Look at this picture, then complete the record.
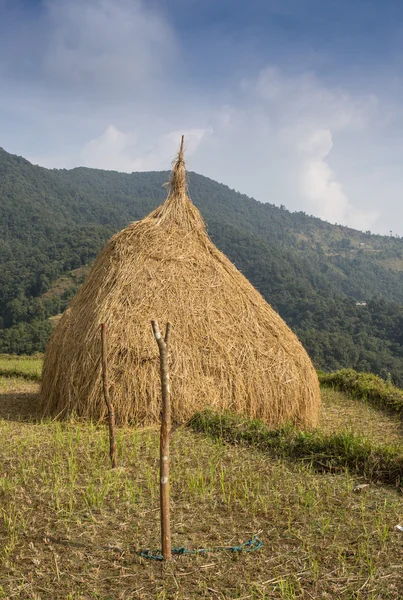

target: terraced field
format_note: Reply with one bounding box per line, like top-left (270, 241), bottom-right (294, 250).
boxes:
top-left (0, 358), bottom-right (402, 599)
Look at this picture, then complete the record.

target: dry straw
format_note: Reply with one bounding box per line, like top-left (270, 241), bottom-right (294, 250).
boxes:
top-left (40, 137), bottom-right (320, 428)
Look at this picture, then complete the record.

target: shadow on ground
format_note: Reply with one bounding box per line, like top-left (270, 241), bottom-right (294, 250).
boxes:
top-left (0, 391), bottom-right (40, 422)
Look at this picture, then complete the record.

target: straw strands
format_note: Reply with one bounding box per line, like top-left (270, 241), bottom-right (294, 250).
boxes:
top-left (40, 138), bottom-right (320, 428)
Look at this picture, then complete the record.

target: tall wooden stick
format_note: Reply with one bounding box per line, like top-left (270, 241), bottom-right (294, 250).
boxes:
top-left (152, 320), bottom-right (172, 561)
top-left (101, 323), bottom-right (117, 469)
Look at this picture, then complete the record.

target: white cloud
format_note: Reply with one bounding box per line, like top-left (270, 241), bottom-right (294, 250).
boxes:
top-left (80, 125), bottom-right (211, 172)
top-left (130, 128), bottom-right (212, 171)
top-left (81, 125), bottom-right (137, 171)
top-left (179, 67), bottom-right (381, 232)
top-left (299, 129), bottom-right (378, 230)
top-left (41, 0), bottom-right (177, 99)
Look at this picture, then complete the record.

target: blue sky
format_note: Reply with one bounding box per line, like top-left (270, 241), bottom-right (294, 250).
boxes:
top-left (1, 0), bottom-right (403, 234)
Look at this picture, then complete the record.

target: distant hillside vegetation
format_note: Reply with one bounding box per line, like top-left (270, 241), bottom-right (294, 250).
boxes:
top-left (1, 147), bottom-right (403, 383)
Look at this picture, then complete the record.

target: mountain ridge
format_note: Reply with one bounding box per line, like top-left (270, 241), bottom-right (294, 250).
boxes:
top-left (1, 146), bottom-right (402, 382)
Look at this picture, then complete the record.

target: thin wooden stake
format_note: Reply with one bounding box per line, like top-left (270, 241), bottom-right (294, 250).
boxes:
top-left (152, 320), bottom-right (172, 561)
top-left (101, 323), bottom-right (117, 469)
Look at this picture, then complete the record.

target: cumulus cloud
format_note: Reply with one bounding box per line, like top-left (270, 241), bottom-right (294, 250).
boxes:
top-left (299, 129), bottom-right (378, 229)
top-left (81, 125), bottom-right (137, 171)
top-left (129, 128), bottom-right (212, 171)
top-left (182, 66), bottom-right (380, 231)
top-left (80, 125), bottom-right (211, 172)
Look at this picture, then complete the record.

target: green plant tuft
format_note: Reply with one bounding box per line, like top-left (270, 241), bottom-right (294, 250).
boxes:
top-left (189, 409), bottom-right (403, 488)
top-left (318, 368), bottom-right (403, 414)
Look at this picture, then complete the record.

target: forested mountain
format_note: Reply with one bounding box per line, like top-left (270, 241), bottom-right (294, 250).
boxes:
top-left (1, 147), bottom-right (403, 383)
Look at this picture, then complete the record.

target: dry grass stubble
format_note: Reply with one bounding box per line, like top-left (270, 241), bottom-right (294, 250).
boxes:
top-left (1, 376), bottom-right (403, 599)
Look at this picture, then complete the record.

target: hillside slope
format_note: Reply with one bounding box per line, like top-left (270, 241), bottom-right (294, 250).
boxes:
top-left (0, 147), bottom-right (402, 382)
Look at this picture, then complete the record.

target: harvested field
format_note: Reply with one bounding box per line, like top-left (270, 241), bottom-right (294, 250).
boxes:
top-left (1, 367), bottom-right (403, 599)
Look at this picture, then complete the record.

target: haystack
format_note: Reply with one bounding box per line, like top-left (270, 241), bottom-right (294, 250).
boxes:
top-left (40, 138), bottom-right (320, 427)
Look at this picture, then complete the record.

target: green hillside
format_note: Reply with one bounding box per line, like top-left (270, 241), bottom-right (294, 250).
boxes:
top-left (1, 147), bottom-right (403, 382)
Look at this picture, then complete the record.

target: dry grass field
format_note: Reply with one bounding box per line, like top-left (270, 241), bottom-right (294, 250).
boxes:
top-left (1, 360), bottom-right (403, 599)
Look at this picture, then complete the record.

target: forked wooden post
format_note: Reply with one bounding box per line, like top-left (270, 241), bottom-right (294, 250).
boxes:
top-left (151, 320), bottom-right (172, 561)
top-left (100, 323), bottom-right (117, 469)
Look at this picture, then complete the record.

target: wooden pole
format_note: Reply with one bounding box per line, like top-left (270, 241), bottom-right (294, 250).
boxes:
top-left (151, 320), bottom-right (172, 561)
top-left (101, 323), bottom-right (117, 469)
